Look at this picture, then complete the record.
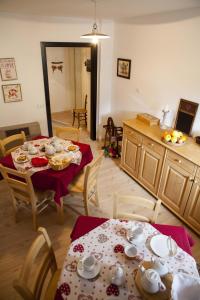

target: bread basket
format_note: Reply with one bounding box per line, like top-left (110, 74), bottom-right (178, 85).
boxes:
top-left (49, 157), bottom-right (71, 171)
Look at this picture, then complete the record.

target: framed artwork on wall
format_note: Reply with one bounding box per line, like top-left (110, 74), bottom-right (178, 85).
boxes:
top-left (0, 58), bottom-right (18, 81)
top-left (117, 58), bottom-right (131, 79)
top-left (2, 84), bottom-right (22, 103)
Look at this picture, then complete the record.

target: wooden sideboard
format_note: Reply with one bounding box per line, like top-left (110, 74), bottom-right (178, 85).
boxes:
top-left (121, 119), bottom-right (200, 235)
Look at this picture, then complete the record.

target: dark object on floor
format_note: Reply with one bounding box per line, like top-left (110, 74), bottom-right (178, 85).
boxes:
top-left (102, 117), bottom-right (123, 157)
top-left (196, 136), bottom-right (200, 144)
top-left (72, 94), bottom-right (87, 128)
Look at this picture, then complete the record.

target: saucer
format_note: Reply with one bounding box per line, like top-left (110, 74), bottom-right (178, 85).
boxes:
top-left (77, 260), bottom-right (101, 279)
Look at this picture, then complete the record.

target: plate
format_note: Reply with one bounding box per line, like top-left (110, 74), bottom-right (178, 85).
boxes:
top-left (15, 155), bottom-right (29, 164)
top-left (66, 145), bottom-right (79, 152)
top-left (77, 260), bottom-right (101, 279)
top-left (150, 234), bottom-right (177, 257)
top-left (162, 139), bottom-right (186, 147)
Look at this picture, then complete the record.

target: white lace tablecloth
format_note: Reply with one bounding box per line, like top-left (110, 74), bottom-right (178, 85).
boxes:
top-left (55, 219), bottom-right (199, 300)
top-left (11, 138), bottom-right (82, 175)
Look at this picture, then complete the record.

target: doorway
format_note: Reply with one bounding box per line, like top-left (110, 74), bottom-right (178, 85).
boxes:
top-left (41, 42), bottom-right (97, 140)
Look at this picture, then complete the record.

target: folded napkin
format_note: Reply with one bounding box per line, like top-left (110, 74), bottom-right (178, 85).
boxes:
top-left (171, 273), bottom-right (200, 300)
top-left (31, 157), bottom-right (48, 167)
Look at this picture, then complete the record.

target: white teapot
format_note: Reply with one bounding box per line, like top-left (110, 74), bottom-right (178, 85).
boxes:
top-left (110, 263), bottom-right (125, 286)
top-left (28, 144), bottom-right (38, 155)
top-left (45, 145), bottom-right (55, 156)
top-left (138, 264), bottom-right (166, 294)
top-left (151, 257), bottom-right (169, 277)
top-left (54, 143), bottom-right (63, 153)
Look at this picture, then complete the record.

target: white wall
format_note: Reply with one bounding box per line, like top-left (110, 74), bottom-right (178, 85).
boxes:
top-left (0, 14), bottom-right (114, 136)
top-left (47, 47), bottom-right (69, 113)
top-left (112, 16), bottom-right (200, 135)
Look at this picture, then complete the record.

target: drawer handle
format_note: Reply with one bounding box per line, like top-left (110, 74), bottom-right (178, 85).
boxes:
top-left (138, 144), bottom-right (142, 147)
top-left (189, 177), bottom-right (194, 181)
top-left (175, 159), bottom-right (181, 163)
top-left (149, 143), bottom-right (154, 147)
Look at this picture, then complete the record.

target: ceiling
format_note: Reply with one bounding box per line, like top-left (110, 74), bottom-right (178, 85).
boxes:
top-left (0, 0), bottom-right (200, 22)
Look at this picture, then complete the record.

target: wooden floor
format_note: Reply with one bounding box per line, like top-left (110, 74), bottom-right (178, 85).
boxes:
top-left (0, 131), bottom-right (200, 299)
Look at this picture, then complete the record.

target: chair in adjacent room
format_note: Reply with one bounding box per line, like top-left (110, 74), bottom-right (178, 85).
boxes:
top-left (72, 94), bottom-right (87, 128)
top-left (0, 131), bottom-right (26, 156)
top-left (13, 227), bottom-right (60, 300)
top-left (0, 164), bottom-right (53, 230)
top-left (54, 126), bottom-right (80, 142)
top-left (113, 195), bottom-right (161, 224)
top-left (65, 152), bottom-right (104, 216)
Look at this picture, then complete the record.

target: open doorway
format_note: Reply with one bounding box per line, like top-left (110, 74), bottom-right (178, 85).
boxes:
top-left (41, 42), bottom-right (97, 140)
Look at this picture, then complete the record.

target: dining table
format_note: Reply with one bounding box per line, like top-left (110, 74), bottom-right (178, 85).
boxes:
top-left (0, 136), bottom-right (93, 221)
top-left (55, 216), bottom-right (198, 300)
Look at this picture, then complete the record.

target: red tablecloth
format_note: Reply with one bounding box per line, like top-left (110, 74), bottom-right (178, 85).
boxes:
top-left (0, 137), bottom-right (93, 205)
top-left (70, 216), bottom-right (195, 255)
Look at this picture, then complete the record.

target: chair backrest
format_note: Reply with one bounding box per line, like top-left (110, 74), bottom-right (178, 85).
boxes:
top-left (83, 152), bottom-right (103, 210)
top-left (0, 131), bottom-right (26, 156)
top-left (13, 227), bottom-right (57, 300)
top-left (0, 164), bottom-right (36, 207)
top-left (113, 195), bottom-right (161, 223)
top-left (54, 126), bottom-right (80, 142)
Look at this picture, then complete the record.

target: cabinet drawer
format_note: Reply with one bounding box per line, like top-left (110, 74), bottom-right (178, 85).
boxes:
top-left (143, 136), bottom-right (165, 155)
top-left (195, 167), bottom-right (200, 179)
top-left (123, 125), bottom-right (142, 143)
top-left (166, 150), bottom-right (196, 175)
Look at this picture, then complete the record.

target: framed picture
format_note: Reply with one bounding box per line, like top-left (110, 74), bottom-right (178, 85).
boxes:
top-left (2, 84), bottom-right (22, 103)
top-left (117, 58), bottom-right (131, 79)
top-left (0, 58), bottom-right (17, 81)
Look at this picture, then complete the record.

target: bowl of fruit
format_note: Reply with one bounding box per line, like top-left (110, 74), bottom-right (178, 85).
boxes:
top-left (162, 130), bottom-right (187, 146)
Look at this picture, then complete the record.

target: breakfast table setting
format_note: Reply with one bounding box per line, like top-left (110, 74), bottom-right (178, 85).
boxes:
top-left (0, 136), bottom-right (93, 208)
top-left (55, 218), bottom-right (200, 300)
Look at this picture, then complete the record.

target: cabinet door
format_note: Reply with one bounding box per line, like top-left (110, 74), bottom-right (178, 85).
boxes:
top-left (121, 134), bottom-right (142, 178)
top-left (158, 159), bottom-right (193, 215)
top-left (138, 145), bottom-right (163, 194)
top-left (184, 178), bottom-right (200, 233)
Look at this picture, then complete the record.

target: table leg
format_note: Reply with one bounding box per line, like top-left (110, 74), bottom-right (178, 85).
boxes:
top-left (56, 197), bottom-right (64, 225)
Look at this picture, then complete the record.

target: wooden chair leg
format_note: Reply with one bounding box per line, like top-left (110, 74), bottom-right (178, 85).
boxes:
top-left (83, 195), bottom-right (89, 216)
top-left (72, 112), bottom-right (75, 126)
top-left (32, 207), bottom-right (38, 231)
top-left (85, 113), bottom-right (87, 126)
top-left (56, 198), bottom-right (64, 225)
top-left (78, 113), bottom-right (80, 128)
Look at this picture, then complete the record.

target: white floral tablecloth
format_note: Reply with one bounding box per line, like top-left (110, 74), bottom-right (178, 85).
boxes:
top-left (55, 219), bottom-right (199, 300)
top-left (11, 137), bottom-right (82, 175)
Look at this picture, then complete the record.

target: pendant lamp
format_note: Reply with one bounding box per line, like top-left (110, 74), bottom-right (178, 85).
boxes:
top-left (81, 0), bottom-right (110, 43)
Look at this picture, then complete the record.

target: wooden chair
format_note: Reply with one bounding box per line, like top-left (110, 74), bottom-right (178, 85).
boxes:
top-left (55, 126), bottom-right (80, 142)
top-left (72, 94), bottom-right (87, 128)
top-left (65, 152), bottom-right (104, 216)
top-left (0, 164), bottom-right (52, 230)
top-left (0, 131), bottom-right (26, 156)
top-left (13, 227), bottom-right (60, 300)
top-left (113, 195), bottom-right (161, 223)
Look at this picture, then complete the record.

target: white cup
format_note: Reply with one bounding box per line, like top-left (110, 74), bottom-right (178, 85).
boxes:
top-left (79, 255), bottom-right (96, 272)
top-left (22, 142), bottom-right (29, 151)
